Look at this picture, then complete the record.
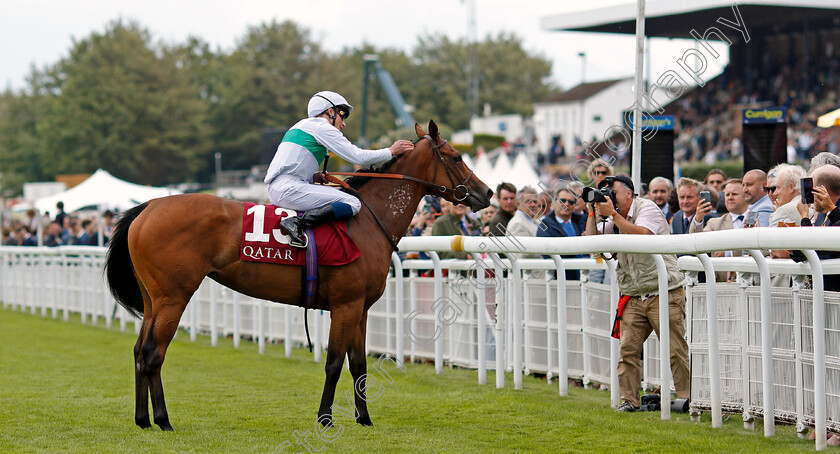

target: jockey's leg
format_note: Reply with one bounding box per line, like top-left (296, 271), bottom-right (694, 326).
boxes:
top-left (281, 201), bottom-right (354, 247)
top-left (268, 178), bottom-right (361, 247)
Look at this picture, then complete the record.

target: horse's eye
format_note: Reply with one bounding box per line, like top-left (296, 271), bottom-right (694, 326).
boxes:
top-left (453, 155), bottom-right (462, 163)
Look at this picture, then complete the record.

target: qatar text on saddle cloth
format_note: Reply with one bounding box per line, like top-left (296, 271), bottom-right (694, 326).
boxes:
top-left (240, 202), bottom-right (361, 266)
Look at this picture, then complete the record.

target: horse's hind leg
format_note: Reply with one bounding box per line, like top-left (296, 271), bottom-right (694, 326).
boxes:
top-left (133, 321), bottom-right (152, 429)
top-left (348, 311), bottom-right (373, 426)
top-left (144, 302), bottom-right (188, 431)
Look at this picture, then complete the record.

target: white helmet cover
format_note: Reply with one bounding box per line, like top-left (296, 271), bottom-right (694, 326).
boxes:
top-left (307, 91), bottom-right (354, 118)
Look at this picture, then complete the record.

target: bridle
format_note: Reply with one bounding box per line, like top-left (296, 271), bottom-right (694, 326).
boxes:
top-left (326, 135), bottom-right (475, 251)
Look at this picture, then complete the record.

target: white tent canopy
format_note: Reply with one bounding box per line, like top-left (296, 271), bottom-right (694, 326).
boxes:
top-left (508, 152), bottom-right (541, 191)
top-left (472, 152), bottom-right (494, 184)
top-left (34, 169), bottom-right (181, 214)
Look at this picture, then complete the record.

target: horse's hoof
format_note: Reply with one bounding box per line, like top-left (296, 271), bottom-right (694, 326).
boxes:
top-left (317, 414), bottom-right (333, 428)
top-left (135, 418), bottom-right (152, 429)
top-left (356, 415), bottom-right (374, 427)
top-left (155, 419), bottom-right (174, 431)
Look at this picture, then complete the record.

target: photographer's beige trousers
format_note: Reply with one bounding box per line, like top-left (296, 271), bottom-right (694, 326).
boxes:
top-left (617, 287), bottom-right (690, 407)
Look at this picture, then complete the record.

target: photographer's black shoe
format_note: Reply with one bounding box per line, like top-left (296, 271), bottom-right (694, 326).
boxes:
top-left (616, 401), bottom-right (638, 412)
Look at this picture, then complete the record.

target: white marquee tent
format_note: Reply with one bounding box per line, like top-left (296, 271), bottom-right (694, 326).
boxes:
top-left (34, 169), bottom-right (181, 214)
top-left (508, 152), bottom-right (541, 191)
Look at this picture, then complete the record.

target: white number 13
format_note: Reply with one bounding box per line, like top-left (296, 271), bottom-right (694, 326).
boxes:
top-left (245, 205), bottom-right (294, 244)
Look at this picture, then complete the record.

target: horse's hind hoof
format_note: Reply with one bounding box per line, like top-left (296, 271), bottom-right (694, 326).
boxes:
top-left (317, 414), bottom-right (334, 428)
top-left (356, 415), bottom-right (374, 427)
top-left (135, 416), bottom-right (152, 429)
top-left (155, 419), bottom-right (174, 431)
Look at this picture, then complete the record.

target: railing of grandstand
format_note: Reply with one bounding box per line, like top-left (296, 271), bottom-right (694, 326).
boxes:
top-left (1, 228), bottom-right (839, 450)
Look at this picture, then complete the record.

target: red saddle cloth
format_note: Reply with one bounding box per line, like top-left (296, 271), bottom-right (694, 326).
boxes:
top-left (240, 203), bottom-right (361, 266)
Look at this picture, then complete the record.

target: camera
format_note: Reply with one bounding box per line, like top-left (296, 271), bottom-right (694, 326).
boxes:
top-left (639, 393), bottom-right (661, 412)
top-left (582, 185), bottom-right (617, 206)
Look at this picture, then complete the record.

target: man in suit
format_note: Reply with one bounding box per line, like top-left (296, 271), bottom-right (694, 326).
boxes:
top-left (692, 178), bottom-right (750, 281)
top-left (538, 187), bottom-right (586, 280)
top-left (648, 177), bottom-right (674, 223)
top-left (672, 178), bottom-right (716, 234)
top-left (507, 186), bottom-right (545, 278)
top-left (768, 164), bottom-right (807, 228)
top-left (743, 169), bottom-right (773, 227)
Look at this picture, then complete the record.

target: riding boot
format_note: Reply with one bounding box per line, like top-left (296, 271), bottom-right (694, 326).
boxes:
top-left (280, 204), bottom-right (341, 248)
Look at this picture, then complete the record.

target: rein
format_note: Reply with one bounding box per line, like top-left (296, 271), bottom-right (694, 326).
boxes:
top-left (324, 135), bottom-right (475, 251)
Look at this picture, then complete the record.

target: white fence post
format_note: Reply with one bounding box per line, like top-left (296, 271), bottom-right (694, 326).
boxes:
top-left (803, 250), bottom-right (827, 451)
top-left (551, 256), bottom-right (568, 396)
top-left (652, 254), bottom-right (671, 421)
top-left (697, 254), bottom-right (722, 428)
top-left (607, 259), bottom-right (619, 409)
top-left (748, 250), bottom-right (774, 436)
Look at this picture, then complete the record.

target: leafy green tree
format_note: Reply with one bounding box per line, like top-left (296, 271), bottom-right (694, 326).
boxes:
top-left (34, 20), bottom-right (210, 186)
top-left (0, 90), bottom-right (45, 194)
top-left (207, 20), bottom-right (326, 174)
top-left (410, 32), bottom-right (557, 131)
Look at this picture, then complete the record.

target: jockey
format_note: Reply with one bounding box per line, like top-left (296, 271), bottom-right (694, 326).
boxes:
top-left (265, 91), bottom-right (414, 247)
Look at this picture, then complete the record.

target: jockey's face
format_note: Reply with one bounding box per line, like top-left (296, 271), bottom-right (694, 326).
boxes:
top-left (330, 108), bottom-right (346, 131)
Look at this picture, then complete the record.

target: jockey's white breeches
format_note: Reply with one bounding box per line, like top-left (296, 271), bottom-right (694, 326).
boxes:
top-left (267, 176), bottom-right (361, 214)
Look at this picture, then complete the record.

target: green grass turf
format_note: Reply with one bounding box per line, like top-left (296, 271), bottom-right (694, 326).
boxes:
top-left (0, 306), bottom-right (818, 453)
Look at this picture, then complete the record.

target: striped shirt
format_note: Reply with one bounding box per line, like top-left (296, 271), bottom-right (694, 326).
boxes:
top-left (264, 117), bottom-right (392, 184)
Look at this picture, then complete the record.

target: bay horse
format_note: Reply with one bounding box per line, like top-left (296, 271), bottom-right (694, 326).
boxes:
top-left (105, 121), bottom-right (492, 430)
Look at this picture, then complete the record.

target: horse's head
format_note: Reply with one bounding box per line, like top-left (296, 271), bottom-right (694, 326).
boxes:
top-left (414, 120), bottom-right (493, 212)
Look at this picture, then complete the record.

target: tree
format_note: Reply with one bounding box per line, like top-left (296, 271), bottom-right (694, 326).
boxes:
top-left (410, 32), bottom-right (557, 131)
top-left (0, 90), bottom-right (45, 193)
top-left (208, 20), bottom-right (326, 174)
top-left (34, 20), bottom-right (210, 185)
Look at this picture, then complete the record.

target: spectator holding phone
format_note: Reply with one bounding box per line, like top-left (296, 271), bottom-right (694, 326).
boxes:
top-left (704, 169), bottom-right (728, 214)
top-left (768, 164), bottom-right (807, 228)
top-left (672, 178), bottom-right (716, 234)
top-left (691, 179), bottom-right (750, 282)
top-left (790, 165), bottom-right (840, 291)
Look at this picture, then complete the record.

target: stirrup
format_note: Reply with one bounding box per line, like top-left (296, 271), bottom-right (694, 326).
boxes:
top-left (289, 231), bottom-right (308, 249)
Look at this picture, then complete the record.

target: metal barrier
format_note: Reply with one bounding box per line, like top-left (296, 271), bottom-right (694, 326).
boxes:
top-left (2, 227), bottom-right (839, 450)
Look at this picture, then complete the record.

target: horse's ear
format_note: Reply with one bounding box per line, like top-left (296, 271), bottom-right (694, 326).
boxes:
top-left (415, 123), bottom-right (427, 139)
top-left (428, 120), bottom-right (439, 140)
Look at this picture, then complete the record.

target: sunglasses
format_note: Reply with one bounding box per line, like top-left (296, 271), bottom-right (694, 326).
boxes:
top-left (594, 170), bottom-right (610, 176)
top-left (557, 198), bottom-right (576, 205)
top-left (337, 108), bottom-right (349, 120)
top-left (763, 186), bottom-right (777, 193)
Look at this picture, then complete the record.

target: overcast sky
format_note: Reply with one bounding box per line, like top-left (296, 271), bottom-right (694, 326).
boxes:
top-left (0, 0), bottom-right (728, 92)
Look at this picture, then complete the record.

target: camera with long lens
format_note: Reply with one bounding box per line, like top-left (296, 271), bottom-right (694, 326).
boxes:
top-left (582, 176), bottom-right (618, 207)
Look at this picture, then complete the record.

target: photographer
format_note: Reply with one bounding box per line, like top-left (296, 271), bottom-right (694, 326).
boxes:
top-left (583, 175), bottom-right (690, 412)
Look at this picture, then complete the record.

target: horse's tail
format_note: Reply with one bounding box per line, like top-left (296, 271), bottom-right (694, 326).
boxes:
top-left (104, 202), bottom-right (149, 319)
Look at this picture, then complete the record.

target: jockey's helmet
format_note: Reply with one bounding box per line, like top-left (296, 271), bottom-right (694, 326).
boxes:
top-left (308, 91), bottom-right (354, 120)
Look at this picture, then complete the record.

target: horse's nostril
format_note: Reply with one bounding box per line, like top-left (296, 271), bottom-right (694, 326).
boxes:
top-left (486, 189), bottom-right (494, 199)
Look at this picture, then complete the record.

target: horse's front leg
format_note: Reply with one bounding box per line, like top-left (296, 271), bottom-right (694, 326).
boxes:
top-left (318, 305), bottom-right (360, 427)
top-left (348, 311), bottom-right (373, 426)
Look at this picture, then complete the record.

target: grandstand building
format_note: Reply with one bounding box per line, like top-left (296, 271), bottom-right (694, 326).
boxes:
top-left (541, 0), bottom-right (840, 166)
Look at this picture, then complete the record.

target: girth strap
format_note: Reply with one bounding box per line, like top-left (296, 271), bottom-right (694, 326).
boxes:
top-left (302, 226), bottom-right (317, 353)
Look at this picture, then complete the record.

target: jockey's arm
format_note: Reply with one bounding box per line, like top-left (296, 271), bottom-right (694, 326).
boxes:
top-left (317, 126), bottom-right (394, 167)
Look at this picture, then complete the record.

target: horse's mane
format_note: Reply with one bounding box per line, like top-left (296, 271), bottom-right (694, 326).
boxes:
top-left (341, 144), bottom-right (413, 190)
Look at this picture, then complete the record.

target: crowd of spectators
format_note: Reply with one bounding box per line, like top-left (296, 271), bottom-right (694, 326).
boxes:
top-left (1, 201), bottom-right (114, 247)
